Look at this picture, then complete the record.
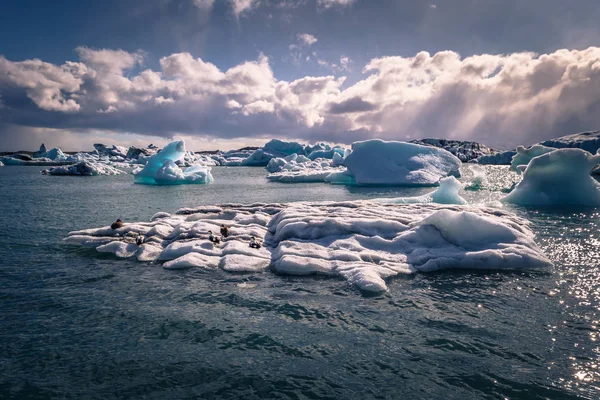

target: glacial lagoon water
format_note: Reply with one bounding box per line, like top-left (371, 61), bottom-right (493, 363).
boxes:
top-left (1, 165), bottom-right (599, 399)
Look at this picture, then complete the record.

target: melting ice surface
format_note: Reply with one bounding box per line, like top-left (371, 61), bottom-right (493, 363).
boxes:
top-left (65, 200), bottom-right (552, 294)
top-left (134, 140), bottom-right (214, 185)
top-left (327, 139), bottom-right (462, 186)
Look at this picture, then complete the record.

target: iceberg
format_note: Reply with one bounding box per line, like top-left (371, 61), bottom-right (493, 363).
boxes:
top-left (510, 145), bottom-right (556, 174)
top-left (65, 201), bottom-right (551, 294)
top-left (41, 161), bottom-right (126, 176)
top-left (266, 153), bottom-right (344, 183)
top-left (330, 139), bottom-right (462, 186)
top-left (134, 140), bottom-right (213, 185)
top-left (44, 147), bottom-right (67, 161)
top-left (503, 148), bottom-right (600, 206)
top-left (0, 161), bottom-right (3, 167)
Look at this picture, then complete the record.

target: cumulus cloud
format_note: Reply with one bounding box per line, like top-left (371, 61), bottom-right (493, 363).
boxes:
top-left (229, 0), bottom-right (260, 17)
top-left (297, 33), bottom-right (318, 46)
top-left (2, 46), bottom-right (600, 149)
top-left (317, 0), bottom-right (355, 9)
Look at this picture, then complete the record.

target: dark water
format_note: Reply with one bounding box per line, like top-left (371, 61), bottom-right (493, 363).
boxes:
top-left (0, 166), bottom-right (599, 399)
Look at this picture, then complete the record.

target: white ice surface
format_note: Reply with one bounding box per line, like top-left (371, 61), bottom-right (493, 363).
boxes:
top-left (266, 154), bottom-right (345, 182)
top-left (332, 139), bottom-right (462, 186)
top-left (41, 162), bottom-right (126, 176)
top-left (66, 201), bottom-right (551, 293)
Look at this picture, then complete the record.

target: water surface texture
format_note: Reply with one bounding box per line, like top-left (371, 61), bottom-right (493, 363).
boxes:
top-left (0, 166), bottom-right (598, 399)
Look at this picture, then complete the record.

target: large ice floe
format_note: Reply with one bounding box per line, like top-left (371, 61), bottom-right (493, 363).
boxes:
top-left (503, 148), bottom-right (600, 206)
top-left (134, 141), bottom-right (214, 185)
top-left (41, 162), bottom-right (126, 176)
top-left (65, 201), bottom-right (551, 293)
top-left (326, 139), bottom-right (462, 186)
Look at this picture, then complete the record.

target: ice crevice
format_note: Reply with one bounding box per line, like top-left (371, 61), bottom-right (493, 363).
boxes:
top-left (65, 201), bottom-right (552, 294)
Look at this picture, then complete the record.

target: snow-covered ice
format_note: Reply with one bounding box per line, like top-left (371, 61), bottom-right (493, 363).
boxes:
top-left (503, 148), bottom-right (600, 206)
top-left (41, 162), bottom-right (126, 176)
top-left (65, 201), bottom-right (551, 293)
top-left (134, 141), bottom-right (214, 185)
top-left (328, 139), bottom-right (462, 186)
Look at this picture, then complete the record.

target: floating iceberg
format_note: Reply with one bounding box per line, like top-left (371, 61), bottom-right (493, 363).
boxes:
top-left (0, 161), bottom-right (4, 167)
top-left (65, 201), bottom-right (551, 294)
top-left (503, 148), bottom-right (600, 206)
top-left (376, 176), bottom-right (467, 205)
top-left (266, 153), bottom-right (345, 183)
top-left (329, 139), bottom-right (462, 186)
top-left (134, 140), bottom-right (213, 185)
top-left (510, 145), bottom-right (556, 174)
top-left (41, 161), bottom-right (126, 176)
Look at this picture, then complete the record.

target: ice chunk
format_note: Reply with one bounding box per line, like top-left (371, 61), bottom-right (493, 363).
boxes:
top-left (134, 140), bottom-right (213, 185)
top-left (65, 201), bottom-right (551, 294)
top-left (510, 145), bottom-right (556, 174)
top-left (334, 139), bottom-right (462, 186)
top-left (503, 148), bottom-right (600, 206)
top-left (41, 162), bottom-right (126, 176)
top-left (44, 148), bottom-right (67, 161)
top-left (0, 161), bottom-right (3, 167)
top-left (266, 154), bottom-right (344, 183)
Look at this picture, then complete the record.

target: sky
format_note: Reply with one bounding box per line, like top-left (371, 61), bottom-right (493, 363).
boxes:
top-left (1, 0), bottom-right (600, 151)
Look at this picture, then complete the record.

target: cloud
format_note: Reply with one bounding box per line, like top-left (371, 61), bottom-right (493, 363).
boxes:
top-left (317, 0), bottom-right (355, 9)
top-left (192, 0), bottom-right (215, 10)
top-left (328, 97), bottom-right (375, 114)
top-left (2, 46), bottom-right (600, 149)
top-left (297, 33), bottom-right (318, 46)
top-left (229, 0), bottom-right (260, 17)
